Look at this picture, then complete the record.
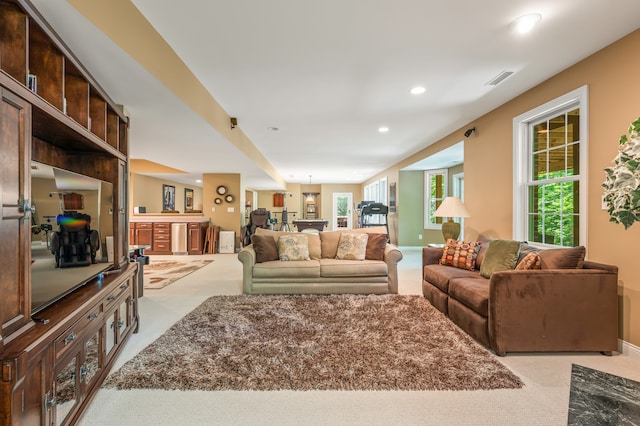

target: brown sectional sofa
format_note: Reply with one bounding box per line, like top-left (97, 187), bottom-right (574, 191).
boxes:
top-left (239, 227), bottom-right (403, 295)
top-left (422, 241), bottom-right (619, 356)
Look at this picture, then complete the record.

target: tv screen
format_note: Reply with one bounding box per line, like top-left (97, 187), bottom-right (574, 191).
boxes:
top-left (30, 162), bottom-right (114, 314)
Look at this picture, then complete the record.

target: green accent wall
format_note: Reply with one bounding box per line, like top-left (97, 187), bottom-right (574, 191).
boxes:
top-left (398, 170), bottom-right (424, 246)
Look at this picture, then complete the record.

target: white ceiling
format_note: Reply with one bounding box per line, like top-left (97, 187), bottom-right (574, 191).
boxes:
top-left (30, 0), bottom-right (640, 189)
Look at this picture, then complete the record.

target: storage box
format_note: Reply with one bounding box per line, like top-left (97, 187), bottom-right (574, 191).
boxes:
top-left (219, 231), bottom-right (235, 253)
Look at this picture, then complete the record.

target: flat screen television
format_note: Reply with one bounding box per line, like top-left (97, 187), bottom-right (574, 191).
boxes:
top-left (30, 161), bottom-right (114, 314)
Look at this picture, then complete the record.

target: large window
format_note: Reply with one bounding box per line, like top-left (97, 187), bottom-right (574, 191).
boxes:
top-left (513, 86), bottom-right (587, 247)
top-left (424, 169), bottom-right (447, 229)
top-left (364, 177), bottom-right (387, 204)
top-left (364, 177), bottom-right (387, 224)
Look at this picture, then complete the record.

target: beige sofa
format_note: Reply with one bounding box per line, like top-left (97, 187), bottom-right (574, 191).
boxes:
top-left (422, 240), bottom-right (619, 356)
top-left (238, 227), bottom-right (403, 295)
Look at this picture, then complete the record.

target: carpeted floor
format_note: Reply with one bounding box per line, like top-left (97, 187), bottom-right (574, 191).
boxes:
top-left (104, 294), bottom-right (523, 391)
top-left (144, 258), bottom-right (214, 289)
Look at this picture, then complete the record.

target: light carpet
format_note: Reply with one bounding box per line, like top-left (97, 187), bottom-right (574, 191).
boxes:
top-left (143, 258), bottom-right (214, 289)
top-left (103, 294), bottom-right (523, 391)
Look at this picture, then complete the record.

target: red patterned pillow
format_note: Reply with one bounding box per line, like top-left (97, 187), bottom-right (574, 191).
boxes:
top-left (439, 239), bottom-right (481, 271)
top-left (515, 251), bottom-right (541, 270)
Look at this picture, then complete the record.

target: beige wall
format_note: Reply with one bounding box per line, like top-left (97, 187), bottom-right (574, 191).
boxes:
top-left (203, 173), bottom-right (241, 247)
top-left (367, 28), bottom-right (640, 346)
top-left (130, 173), bottom-right (203, 214)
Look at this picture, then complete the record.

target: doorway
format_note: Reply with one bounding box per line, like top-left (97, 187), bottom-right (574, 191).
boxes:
top-left (332, 193), bottom-right (353, 230)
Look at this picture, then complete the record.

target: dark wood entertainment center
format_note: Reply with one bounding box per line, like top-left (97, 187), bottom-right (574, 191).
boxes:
top-left (0, 1), bottom-right (139, 424)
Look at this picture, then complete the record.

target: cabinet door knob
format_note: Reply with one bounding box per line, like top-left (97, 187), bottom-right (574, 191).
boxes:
top-left (64, 332), bottom-right (76, 345)
top-left (45, 392), bottom-right (57, 411)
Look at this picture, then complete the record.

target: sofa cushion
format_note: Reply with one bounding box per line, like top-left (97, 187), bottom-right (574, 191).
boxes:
top-left (515, 251), bottom-right (541, 270)
top-left (277, 234), bottom-right (310, 261)
top-left (256, 228), bottom-right (321, 260)
top-left (253, 260), bottom-right (320, 278)
top-left (251, 234), bottom-right (279, 263)
top-left (474, 234), bottom-right (492, 270)
top-left (365, 233), bottom-right (387, 261)
top-left (320, 259), bottom-right (388, 277)
top-left (319, 227), bottom-right (388, 259)
top-left (448, 277), bottom-right (490, 316)
top-left (440, 239), bottom-right (481, 271)
top-left (423, 264), bottom-right (482, 293)
top-left (517, 242), bottom-right (541, 264)
top-left (479, 239), bottom-right (521, 278)
top-left (336, 233), bottom-right (368, 260)
top-left (539, 246), bottom-right (586, 269)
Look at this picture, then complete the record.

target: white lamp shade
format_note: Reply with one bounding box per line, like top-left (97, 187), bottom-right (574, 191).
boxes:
top-left (434, 197), bottom-right (470, 218)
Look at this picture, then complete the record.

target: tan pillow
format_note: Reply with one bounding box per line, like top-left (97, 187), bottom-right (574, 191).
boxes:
top-left (539, 246), bottom-right (586, 269)
top-left (250, 234), bottom-right (279, 263)
top-left (320, 231), bottom-right (341, 258)
top-left (277, 234), bottom-right (310, 261)
top-left (365, 233), bottom-right (387, 261)
top-left (336, 233), bottom-right (369, 260)
top-left (256, 228), bottom-right (321, 260)
top-left (439, 239), bottom-right (481, 271)
top-left (515, 252), bottom-right (541, 270)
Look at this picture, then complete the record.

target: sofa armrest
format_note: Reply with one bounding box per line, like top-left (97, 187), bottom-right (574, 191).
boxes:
top-left (383, 244), bottom-right (403, 294)
top-left (237, 245), bottom-right (257, 294)
top-left (488, 269), bottom-right (619, 355)
top-left (422, 247), bottom-right (443, 267)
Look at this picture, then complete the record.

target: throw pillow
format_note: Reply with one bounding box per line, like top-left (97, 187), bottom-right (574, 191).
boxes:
top-left (255, 228), bottom-right (321, 259)
top-left (479, 239), bottom-right (521, 278)
top-left (251, 234), bottom-right (279, 263)
top-left (514, 251), bottom-right (541, 270)
top-left (539, 246), bottom-right (586, 269)
top-left (439, 239), bottom-right (481, 271)
top-left (277, 234), bottom-right (310, 261)
top-left (365, 233), bottom-right (387, 261)
top-left (335, 233), bottom-right (369, 260)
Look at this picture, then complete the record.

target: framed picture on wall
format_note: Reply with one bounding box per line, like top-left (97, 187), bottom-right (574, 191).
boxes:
top-left (185, 188), bottom-right (194, 210)
top-left (163, 184), bottom-right (175, 211)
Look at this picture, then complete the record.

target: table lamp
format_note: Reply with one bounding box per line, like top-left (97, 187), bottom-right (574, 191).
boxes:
top-left (434, 197), bottom-right (470, 241)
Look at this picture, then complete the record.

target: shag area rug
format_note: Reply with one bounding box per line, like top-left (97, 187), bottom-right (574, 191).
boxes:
top-left (143, 259), bottom-right (214, 289)
top-left (104, 295), bottom-right (523, 391)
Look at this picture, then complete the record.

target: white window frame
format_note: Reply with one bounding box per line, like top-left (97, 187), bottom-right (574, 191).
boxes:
top-left (512, 85), bottom-right (588, 247)
top-left (424, 169), bottom-right (448, 229)
top-left (363, 177), bottom-right (388, 224)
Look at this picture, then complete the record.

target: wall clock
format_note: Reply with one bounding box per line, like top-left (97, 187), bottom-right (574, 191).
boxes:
top-left (214, 198), bottom-right (222, 204)
top-left (225, 194), bottom-right (234, 203)
top-left (216, 185), bottom-right (227, 195)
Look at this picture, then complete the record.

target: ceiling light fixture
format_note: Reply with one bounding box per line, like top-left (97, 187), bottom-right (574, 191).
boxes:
top-left (378, 126), bottom-right (389, 133)
top-left (410, 86), bottom-right (426, 95)
top-left (513, 13), bottom-right (542, 34)
top-left (267, 126), bottom-right (279, 131)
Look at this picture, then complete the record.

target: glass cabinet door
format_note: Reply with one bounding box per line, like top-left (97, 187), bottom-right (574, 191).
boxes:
top-left (82, 328), bottom-right (102, 390)
top-left (54, 356), bottom-right (78, 426)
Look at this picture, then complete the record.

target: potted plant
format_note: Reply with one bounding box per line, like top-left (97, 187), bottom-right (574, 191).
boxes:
top-left (603, 116), bottom-right (640, 229)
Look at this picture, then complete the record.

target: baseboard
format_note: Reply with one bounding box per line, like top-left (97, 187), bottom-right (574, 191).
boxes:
top-left (618, 339), bottom-right (640, 360)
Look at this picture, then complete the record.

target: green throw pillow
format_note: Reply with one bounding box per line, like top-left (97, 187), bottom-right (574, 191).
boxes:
top-left (479, 239), bottom-right (521, 278)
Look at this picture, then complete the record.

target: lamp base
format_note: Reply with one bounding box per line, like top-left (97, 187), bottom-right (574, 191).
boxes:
top-left (441, 219), bottom-right (461, 241)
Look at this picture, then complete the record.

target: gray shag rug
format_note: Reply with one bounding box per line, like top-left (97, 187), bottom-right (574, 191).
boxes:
top-left (104, 295), bottom-right (524, 391)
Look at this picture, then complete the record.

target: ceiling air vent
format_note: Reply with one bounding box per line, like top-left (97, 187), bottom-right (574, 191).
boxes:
top-left (485, 70), bottom-right (514, 86)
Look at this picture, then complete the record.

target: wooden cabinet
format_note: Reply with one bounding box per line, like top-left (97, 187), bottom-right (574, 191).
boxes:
top-left (187, 222), bottom-right (207, 255)
top-left (131, 222), bottom-right (153, 247)
top-left (151, 222), bottom-right (171, 254)
top-left (0, 86), bottom-right (32, 345)
top-left (0, 1), bottom-right (137, 424)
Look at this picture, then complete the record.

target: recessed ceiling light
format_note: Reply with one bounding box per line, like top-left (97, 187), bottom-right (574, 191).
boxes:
top-left (378, 126), bottom-right (389, 133)
top-left (196, 179), bottom-right (202, 183)
top-left (267, 126), bottom-right (279, 131)
top-left (410, 86), bottom-right (426, 95)
top-left (513, 13), bottom-right (542, 34)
